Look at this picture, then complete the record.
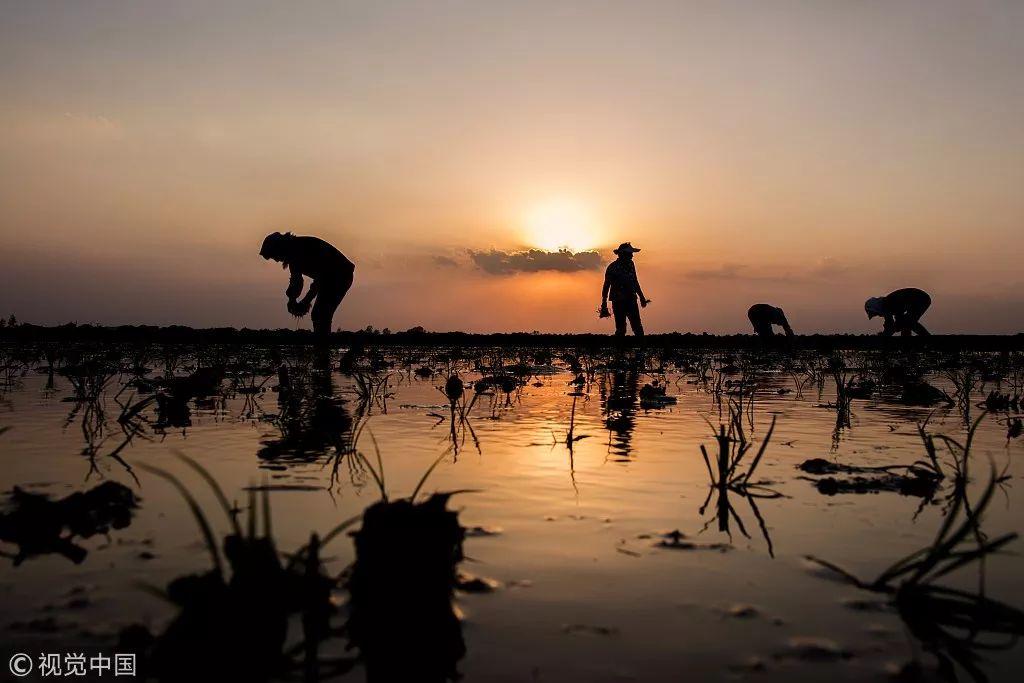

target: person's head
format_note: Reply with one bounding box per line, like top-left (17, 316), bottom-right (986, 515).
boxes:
top-left (864, 296), bottom-right (887, 319)
top-left (260, 232), bottom-right (293, 265)
top-left (613, 242), bottom-right (641, 261)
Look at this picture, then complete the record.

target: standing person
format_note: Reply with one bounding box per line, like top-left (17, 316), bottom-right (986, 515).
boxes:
top-left (600, 243), bottom-right (650, 339)
top-left (260, 232), bottom-right (355, 340)
top-left (864, 287), bottom-right (932, 336)
top-left (747, 304), bottom-right (794, 338)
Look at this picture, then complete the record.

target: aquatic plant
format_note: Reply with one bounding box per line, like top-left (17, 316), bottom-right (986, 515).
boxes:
top-left (128, 453), bottom-right (351, 681)
top-left (805, 422), bottom-right (1022, 682)
top-left (698, 403), bottom-right (782, 555)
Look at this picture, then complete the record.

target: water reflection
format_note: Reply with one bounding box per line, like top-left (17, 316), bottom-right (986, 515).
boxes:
top-left (258, 357), bottom-right (351, 464)
top-left (601, 363), bottom-right (640, 457)
top-left (0, 344), bottom-right (1021, 682)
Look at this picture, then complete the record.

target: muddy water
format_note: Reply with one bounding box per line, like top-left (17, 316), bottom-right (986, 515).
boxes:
top-left (1, 347), bottom-right (1021, 682)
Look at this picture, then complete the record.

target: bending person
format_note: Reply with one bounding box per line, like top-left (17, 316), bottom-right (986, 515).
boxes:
top-left (260, 232), bottom-right (355, 339)
top-left (747, 303), bottom-right (794, 338)
top-left (864, 287), bottom-right (931, 336)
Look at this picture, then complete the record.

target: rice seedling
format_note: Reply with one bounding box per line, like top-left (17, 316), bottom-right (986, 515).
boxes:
top-left (942, 359), bottom-right (981, 419)
top-left (805, 468), bottom-right (1022, 682)
top-left (129, 453), bottom-right (354, 681)
top-left (351, 371), bottom-right (394, 415)
top-left (426, 373), bottom-right (482, 457)
top-left (697, 402), bottom-right (782, 556)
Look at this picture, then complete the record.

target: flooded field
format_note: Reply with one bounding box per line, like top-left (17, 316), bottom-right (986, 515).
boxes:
top-left (1, 343), bottom-right (1022, 682)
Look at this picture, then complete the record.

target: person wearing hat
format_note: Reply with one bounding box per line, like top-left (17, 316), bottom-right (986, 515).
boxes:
top-left (747, 303), bottom-right (794, 338)
top-left (864, 287), bottom-right (931, 336)
top-left (260, 232), bottom-right (355, 339)
top-left (600, 242), bottom-right (651, 339)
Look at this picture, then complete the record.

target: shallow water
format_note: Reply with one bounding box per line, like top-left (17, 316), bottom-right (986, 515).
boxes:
top-left (1, 345), bottom-right (1022, 682)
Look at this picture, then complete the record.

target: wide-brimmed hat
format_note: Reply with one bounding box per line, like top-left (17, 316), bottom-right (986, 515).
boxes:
top-left (613, 242), bottom-right (641, 255)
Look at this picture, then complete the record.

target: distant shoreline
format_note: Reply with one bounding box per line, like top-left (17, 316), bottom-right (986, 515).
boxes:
top-left (1, 323), bottom-right (1022, 351)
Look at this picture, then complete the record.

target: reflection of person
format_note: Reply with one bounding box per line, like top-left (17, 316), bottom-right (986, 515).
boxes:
top-left (865, 288), bottom-right (932, 336)
top-left (602, 365), bottom-right (640, 456)
top-left (600, 243), bottom-right (650, 338)
top-left (260, 232), bottom-right (354, 339)
top-left (747, 304), bottom-right (794, 338)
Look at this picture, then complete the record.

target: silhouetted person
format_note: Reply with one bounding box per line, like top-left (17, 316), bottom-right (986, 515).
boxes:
top-left (600, 243), bottom-right (650, 339)
top-left (865, 287), bottom-right (932, 336)
top-left (260, 232), bottom-right (354, 339)
top-left (747, 303), bottom-right (794, 338)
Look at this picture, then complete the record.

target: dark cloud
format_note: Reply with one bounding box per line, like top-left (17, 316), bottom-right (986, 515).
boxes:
top-left (469, 248), bottom-right (602, 275)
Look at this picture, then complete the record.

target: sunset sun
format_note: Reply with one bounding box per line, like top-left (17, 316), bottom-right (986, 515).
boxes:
top-left (522, 199), bottom-right (602, 252)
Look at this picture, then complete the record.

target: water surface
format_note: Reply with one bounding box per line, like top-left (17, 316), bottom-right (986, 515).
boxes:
top-left (1, 345), bottom-right (1021, 681)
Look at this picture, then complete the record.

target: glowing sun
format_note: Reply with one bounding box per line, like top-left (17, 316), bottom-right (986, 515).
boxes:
top-left (522, 199), bottom-right (602, 252)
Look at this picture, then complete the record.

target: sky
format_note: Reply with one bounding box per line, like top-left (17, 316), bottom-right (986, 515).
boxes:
top-left (1, 0), bottom-right (1022, 334)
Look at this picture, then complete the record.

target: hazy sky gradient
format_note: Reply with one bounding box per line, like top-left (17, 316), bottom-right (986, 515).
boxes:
top-left (2, 0), bottom-right (1022, 332)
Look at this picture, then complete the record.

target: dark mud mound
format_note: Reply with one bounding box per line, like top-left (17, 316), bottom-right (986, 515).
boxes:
top-left (346, 493), bottom-right (467, 683)
top-left (798, 458), bottom-right (941, 497)
top-left (0, 482), bottom-right (138, 565)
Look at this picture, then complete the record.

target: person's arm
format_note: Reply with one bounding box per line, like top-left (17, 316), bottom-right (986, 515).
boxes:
top-left (300, 279), bottom-right (320, 306)
top-left (880, 314), bottom-right (896, 336)
top-left (777, 310), bottom-right (794, 337)
top-left (633, 264), bottom-right (649, 306)
top-left (601, 269), bottom-right (611, 307)
top-left (286, 266), bottom-right (304, 302)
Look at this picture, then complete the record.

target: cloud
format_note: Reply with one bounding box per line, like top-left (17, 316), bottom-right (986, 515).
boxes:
top-left (683, 258), bottom-right (855, 284)
top-left (684, 264), bottom-right (797, 283)
top-left (431, 255), bottom-right (460, 268)
top-left (468, 248), bottom-right (602, 275)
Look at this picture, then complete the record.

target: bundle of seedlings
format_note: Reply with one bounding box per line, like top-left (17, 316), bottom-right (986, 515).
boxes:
top-left (697, 402), bottom-right (782, 556)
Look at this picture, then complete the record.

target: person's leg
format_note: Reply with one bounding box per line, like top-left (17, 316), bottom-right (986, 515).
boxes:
top-left (907, 299), bottom-right (930, 336)
top-left (626, 302), bottom-right (644, 337)
top-left (311, 288), bottom-right (343, 340)
top-left (753, 321), bottom-right (774, 337)
top-left (311, 270), bottom-right (353, 341)
top-left (612, 301), bottom-right (628, 337)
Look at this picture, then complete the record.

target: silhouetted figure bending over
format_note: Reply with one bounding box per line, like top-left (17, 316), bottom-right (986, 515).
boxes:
top-left (260, 232), bottom-right (354, 339)
top-left (747, 304), bottom-right (794, 338)
top-left (865, 287), bottom-right (931, 336)
top-left (600, 243), bottom-right (650, 339)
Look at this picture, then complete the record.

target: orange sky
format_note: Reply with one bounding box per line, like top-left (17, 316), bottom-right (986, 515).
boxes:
top-left (1, 1), bottom-right (1022, 333)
